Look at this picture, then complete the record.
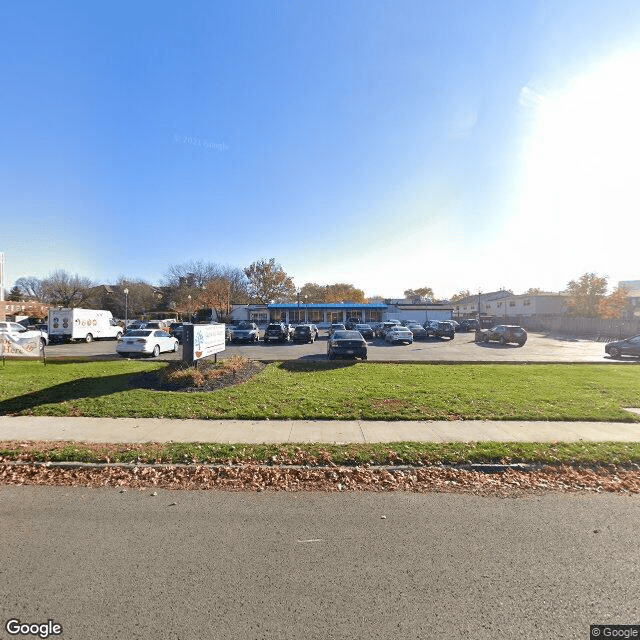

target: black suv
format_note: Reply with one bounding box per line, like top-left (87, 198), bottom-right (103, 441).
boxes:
top-left (169, 322), bottom-right (188, 343)
top-left (292, 324), bottom-right (318, 343)
top-left (264, 323), bottom-right (291, 343)
top-left (459, 319), bottom-right (479, 332)
top-left (424, 320), bottom-right (455, 340)
top-left (475, 325), bottom-right (527, 346)
top-left (355, 323), bottom-right (374, 339)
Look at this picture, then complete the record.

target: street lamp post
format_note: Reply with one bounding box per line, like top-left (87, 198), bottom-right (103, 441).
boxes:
top-left (123, 288), bottom-right (129, 328)
top-left (187, 295), bottom-right (192, 323)
top-left (304, 295), bottom-right (308, 323)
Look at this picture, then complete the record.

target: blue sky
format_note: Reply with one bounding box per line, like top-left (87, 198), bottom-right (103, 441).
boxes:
top-left (2, 1), bottom-right (640, 299)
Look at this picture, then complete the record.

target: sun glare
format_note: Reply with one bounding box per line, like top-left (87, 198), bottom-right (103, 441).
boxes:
top-left (513, 50), bottom-right (640, 280)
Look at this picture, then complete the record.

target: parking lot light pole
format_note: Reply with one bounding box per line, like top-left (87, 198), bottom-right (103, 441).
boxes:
top-left (123, 288), bottom-right (129, 328)
top-left (304, 295), bottom-right (308, 323)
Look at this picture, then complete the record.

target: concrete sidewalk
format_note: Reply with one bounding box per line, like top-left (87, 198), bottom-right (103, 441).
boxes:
top-left (1, 416), bottom-right (640, 443)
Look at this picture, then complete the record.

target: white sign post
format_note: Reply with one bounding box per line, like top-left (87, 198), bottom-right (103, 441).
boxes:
top-left (182, 324), bottom-right (225, 364)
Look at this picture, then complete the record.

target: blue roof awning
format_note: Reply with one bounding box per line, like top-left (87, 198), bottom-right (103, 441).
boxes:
top-left (268, 303), bottom-right (387, 310)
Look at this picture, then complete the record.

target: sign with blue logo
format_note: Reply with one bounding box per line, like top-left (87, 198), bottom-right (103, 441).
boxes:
top-left (182, 324), bottom-right (225, 362)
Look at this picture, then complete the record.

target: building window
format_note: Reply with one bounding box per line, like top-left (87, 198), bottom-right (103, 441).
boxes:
top-left (523, 299), bottom-right (531, 306)
top-left (509, 301), bottom-right (515, 307)
top-left (269, 311), bottom-right (287, 322)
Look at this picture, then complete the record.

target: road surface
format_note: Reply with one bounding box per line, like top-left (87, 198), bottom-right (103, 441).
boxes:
top-left (2, 487), bottom-right (638, 639)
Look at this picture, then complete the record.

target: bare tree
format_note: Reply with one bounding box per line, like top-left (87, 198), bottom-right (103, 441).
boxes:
top-left (14, 276), bottom-right (46, 301)
top-left (163, 261), bottom-right (250, 311)
top-left (41, 270), bottom-right (94, 307)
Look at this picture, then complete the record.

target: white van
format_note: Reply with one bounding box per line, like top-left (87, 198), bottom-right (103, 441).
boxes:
top-left (48, 309), bottom-right (123, 343)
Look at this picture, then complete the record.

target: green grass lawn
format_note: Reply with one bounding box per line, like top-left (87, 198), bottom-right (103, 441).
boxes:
top-left (3, 439), bottom-right (640, 466)
top-left (0, 360), bottom-right (639, 422)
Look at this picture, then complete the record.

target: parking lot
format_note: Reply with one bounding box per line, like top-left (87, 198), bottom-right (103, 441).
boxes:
top-left (40, 330), bottom-right (627, 363)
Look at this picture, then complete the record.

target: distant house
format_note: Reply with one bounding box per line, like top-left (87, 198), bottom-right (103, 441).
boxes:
top-left (493, 293), bottom-right (569, 317)
top-left (453, 290), bottom-right (570, 319)
top-left (452, 290), bottom-right (511, 317)
top-left (0, 299), bottom-right (49, 322)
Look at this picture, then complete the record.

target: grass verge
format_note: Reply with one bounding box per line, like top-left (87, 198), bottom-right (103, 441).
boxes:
top-left (2, 440), bottom-right (640, 466)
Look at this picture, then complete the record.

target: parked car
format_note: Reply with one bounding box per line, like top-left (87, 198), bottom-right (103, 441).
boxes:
top-left (405, 323), bottom-right (427, 339)
top-left (605, 335), bottom-right (640, 359)
top-left (375, 320), bottom-right (402, 339)
top-left (355, 323), bottom-right (374, 340)
top-left (475, 325), bottom-right (527, 346)
top-left (458, 319), bottom-right (479, 332)
top-left (168, 322), bottom-right (189, 344)
top-left (424, 320), bottom-right (455, 340)
top-left (385, 326), bottom-right (414, 344)
top-left (116, 329), bottom-right (179, 357)
top-left (264, 322), bottom-right (291, 343)
top-left (344, 318), bottom-right (362, 330)
top-left (144, 321), bottom-right (166, 330)
top-left (329, 323), bottom-right (346, 336)
top-left (231, 321), bottom-right (260, 343)
top-left (327, 330), bottom-right (368, 360)
top-left (0, 321), bottom-right (48, 348)
top-left (225, 325), bottom-right (237, 343)
top-left (292, 324), bottom-right (318, 343)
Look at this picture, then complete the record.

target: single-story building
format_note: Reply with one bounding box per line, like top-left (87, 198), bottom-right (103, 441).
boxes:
top-left (226, 302), bottom-right (454, 326)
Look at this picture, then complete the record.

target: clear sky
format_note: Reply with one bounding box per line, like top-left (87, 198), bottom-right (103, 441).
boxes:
top-left (2, 1), bottom-right (640, 299)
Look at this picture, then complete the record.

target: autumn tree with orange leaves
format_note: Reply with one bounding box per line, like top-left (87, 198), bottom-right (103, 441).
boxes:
top-left (244, 258), bottom-right (296, 304)
top-left (566, 273), bottom-right (628, 319)
top-left (197, 278), bottom-right (232, 321)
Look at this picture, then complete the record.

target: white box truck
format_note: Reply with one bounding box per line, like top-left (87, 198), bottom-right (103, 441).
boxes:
top-left (48, 309), bottom-right (124, 343)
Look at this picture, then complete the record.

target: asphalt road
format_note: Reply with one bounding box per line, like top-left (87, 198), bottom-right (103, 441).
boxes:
top-left (1, 487), bottom-right (638, 640)
top-left (41, 331), bottom-right (622, 363)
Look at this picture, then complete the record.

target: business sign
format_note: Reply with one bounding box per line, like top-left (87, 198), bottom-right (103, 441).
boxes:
top-left (0, 334), bottom-right (43, 358)
top-left (182, 324), bottom-right (225, 362)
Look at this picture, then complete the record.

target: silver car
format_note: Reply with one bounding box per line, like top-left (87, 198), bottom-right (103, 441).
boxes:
top-left (385, 326), bottom-right (414, 344)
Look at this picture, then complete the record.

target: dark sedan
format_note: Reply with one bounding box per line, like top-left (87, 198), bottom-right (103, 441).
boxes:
top-left (327, 330), bottom-right (368, 360)
top-left (605, 335), bottom-right (640, 359)
top-left (475, 325), bottom-right (527, 346)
